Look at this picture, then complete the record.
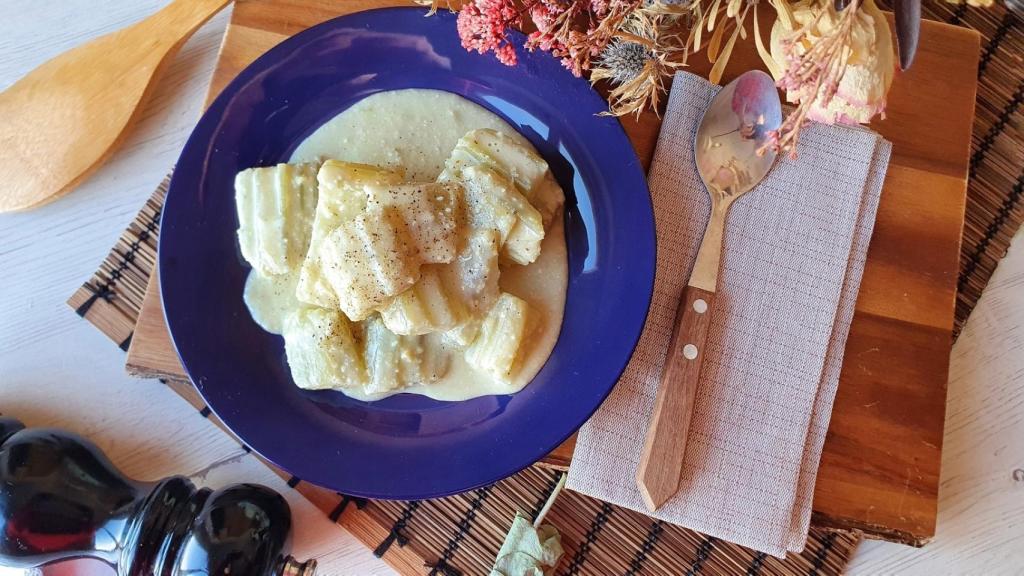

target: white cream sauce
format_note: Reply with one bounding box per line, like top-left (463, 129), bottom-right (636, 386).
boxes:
top-left (291, 90), bottom-right (530, 181)
top-left (244, 89), bottom-right (567, 401)
top-left (244, 270), bottom-right (300, 335)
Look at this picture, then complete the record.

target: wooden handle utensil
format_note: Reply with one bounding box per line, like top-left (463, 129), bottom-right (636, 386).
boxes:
top-left (0, 0), bottom-right (230, 213)
top-left (637, 201), bottom-right (727, 511)
top-left (636, 71), bottom-right (782, 511)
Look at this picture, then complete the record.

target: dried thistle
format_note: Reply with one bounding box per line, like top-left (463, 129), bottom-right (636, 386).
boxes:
top-left (591, 10), bottom-right (686, 116)
top-left (596, 37), bottom-right (653, 84)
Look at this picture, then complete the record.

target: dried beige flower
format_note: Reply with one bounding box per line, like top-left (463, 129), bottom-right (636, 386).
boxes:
top-left (759, 0), bottom-right (894, 154)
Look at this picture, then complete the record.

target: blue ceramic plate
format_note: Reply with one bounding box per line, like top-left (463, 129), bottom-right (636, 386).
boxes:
top-left (160, 7), bottom-right (655, 499)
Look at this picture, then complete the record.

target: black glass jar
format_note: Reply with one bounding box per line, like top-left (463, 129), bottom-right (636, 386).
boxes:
top-left (0, 417), bottom-right (316, 576)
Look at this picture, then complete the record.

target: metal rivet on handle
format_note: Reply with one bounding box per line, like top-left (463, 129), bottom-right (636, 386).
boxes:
top-left (683, 344), bottom-right (698, 360)
top-left (693, 299), bottom-right (708, 314)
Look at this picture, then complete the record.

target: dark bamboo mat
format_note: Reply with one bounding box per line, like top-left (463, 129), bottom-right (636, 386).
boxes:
top-left (68, 183), bottom-right (863, 576)
top-left (68, 2), bottom-right (1023, 573)
top-left (68, 173), bottom-right (167, 351)
top-left (358, 466), bottom-right (859, 576)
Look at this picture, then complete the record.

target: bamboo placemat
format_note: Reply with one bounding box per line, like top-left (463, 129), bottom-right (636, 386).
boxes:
top-left (67, 2), bottom-right (1021, 573)
top-left (71, 171), bottom-right (865, 575)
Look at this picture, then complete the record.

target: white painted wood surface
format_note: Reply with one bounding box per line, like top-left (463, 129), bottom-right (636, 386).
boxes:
top-left (0, 2), bottom-right (1020, 574)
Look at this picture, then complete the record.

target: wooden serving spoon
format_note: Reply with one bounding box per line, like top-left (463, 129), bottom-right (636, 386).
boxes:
top-left (0, 0), bottom-right (231, 213)
top-left (636, 71), bottom-right (782, 512)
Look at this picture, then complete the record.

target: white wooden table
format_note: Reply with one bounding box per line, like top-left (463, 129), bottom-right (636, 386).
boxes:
top-left (1, 2), bottom-right (1021, 574)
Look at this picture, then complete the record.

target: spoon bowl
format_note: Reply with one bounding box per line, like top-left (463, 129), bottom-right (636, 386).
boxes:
top-left (695, 71), bottom-right (782, 199)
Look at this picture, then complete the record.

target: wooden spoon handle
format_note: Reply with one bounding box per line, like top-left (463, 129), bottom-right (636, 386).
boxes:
top-left (636, 284), bottom-right (715, 512)
top-left (0, 0), bottom-right (231, 213)
top-left (144, 0), bottom-right (232, 45)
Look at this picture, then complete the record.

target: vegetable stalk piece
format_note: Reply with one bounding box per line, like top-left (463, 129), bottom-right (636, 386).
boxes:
top-left (440, 128), bottom-right (564, 232)
top-left (489, 474), bottom-right (567, 576)
top-left (465, 292), bottom-right (532, 385)
top-left (365, 181), bottom-right (463, 263)
top-left (319, 207), bottom-right (423, 321)
top-left (282, 307), bottom-right (367, 390)
top-left (297, 161), bottom-right (405, 308)
top-left (445, 228), bottom-right (501, 315)
top-left (317, 181), bottom-right (462, 321)
top-left (380, 265), bottom-right (471, 335)
top-left (234, 162), bottom-right (320, 276)
top-left (362, 316), bottom-right (450, 395)
top-left (440, 229), bottom-right (502, 347)
top-left (460, 165), bottom-right (545, 266)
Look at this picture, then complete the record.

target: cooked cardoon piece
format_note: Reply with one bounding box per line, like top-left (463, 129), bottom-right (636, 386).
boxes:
top-left (377, 187), bottom-right (509, 340)
top-left (380, 266), bottom-right (470, 336)
top-left (282, 307), bottom-right (366, 390)
top-left (318, 207), bottom-right (422, 321)
top-left (440, 128), bottom-right (564, 229)
top-left (440, 229), bottom-right (501, 347)
top-left (445, 229), bottom-right (501, 314)
top-left (460, 165), bottom-right (544, 265)
top-left (365, 181), bottom-right (462, 263)
top-left (235, 162), bottom-right (320, 276)
top-left (465, 292), bottom-right (532, 384)
top-left (441, 128), bottom-right (546, 190)
top-left (297, 161), bottom-right (405, 308)
top-left (363, 316), bottom-right (450, 395)
top-left (315, 181), bottom-right (462, 321)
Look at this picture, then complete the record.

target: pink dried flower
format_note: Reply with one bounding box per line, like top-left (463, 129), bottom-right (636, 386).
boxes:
top-left (493, 44), bottom-right (518, 65)
top-left (527, 32), bottom-right (566, 54)
top-left (443, 0), bottom-right (645, 82)
top-left (530, 4), bottom-right (557, 32)
top-left (760, 0), bottom-right (894, 154)
top-left (457, 0), bottom-right (521, 65)
top-left (561, 56), bottom-right (585, 76)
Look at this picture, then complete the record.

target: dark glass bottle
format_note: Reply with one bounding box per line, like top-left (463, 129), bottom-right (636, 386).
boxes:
top-left (0, 417), bottom-right (316, 576)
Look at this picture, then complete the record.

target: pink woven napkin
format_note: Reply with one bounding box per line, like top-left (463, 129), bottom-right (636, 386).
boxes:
top-left (566, 72), bottom-right (892, 557)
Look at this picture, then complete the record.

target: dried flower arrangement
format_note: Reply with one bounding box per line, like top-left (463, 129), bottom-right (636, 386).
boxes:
top-left (419, 0), bottom-right (994, 155)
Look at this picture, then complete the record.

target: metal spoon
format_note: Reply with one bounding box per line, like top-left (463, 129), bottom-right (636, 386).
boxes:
top-left (637, 71), bottom-right (782, 512)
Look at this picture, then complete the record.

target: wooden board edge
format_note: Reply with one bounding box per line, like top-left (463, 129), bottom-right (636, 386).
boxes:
top-left (811, 510), bottom-right (930, 547)
top-left (126, 272), bottom-right (189, 379)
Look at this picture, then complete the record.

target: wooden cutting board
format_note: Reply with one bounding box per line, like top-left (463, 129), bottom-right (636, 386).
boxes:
top-left (122, 0), bottom-right (979, 546)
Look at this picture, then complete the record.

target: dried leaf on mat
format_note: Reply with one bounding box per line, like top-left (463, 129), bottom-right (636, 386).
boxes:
top-left (489, 512), bottom-right (564, 576)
